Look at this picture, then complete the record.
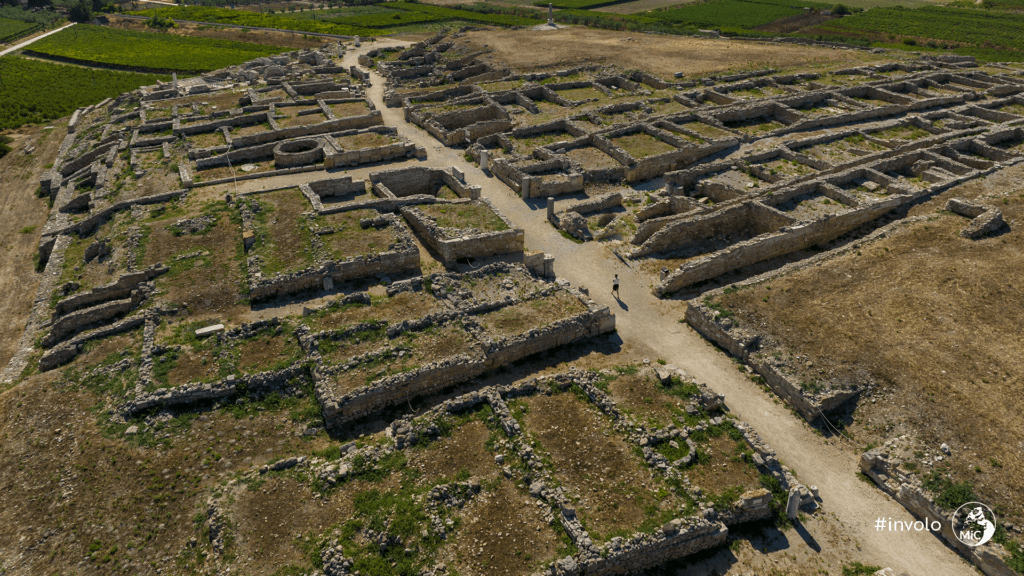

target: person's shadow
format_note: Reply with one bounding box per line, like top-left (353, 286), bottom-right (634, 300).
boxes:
top-left (614, 294), bottom-right (628, 311)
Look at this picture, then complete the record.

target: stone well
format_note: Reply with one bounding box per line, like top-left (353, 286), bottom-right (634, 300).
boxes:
top-left (273, 139), bottom-right (324, 168)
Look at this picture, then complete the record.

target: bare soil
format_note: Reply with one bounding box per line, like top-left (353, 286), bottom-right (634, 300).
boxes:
top-left (475, 292), bottom-right (588, 339)
top-left (711, 164), bottom-right (1024, 526)
top-left (0, 124), bottom-right (65, 368)
top-left (331, 101), bottom-right (371, 119)
top-left (141, 210), bottom-right (248, 323)
top-left (335, 131), bottom-right (394, 150)
top-left (304, 290), bottom-right (442, 332)
top-left (321, 209), bottom-right (401, 259)
top-left (455, 28), bottom-right (875, 80)
top-left (520, 392), bottom-right (685, 542)
top-left (445, 479), bottom-right (563, 576)
top-left (407, 419), bottom-right (498, 483)
top-left (227, 476), bottom-right (357, 576)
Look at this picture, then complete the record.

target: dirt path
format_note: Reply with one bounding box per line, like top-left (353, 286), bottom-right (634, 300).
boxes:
top-left (343, 39), bottom-right (975, 575)
top-left (0, 22), bottom-right (75, 58)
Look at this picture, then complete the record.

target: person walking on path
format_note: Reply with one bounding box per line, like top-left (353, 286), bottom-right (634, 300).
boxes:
top-left (612, 274), bottom-right (620, 298)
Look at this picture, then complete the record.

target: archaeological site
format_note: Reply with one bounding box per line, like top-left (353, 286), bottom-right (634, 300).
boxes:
top-left (0, 15), bottom-right (1022, 576)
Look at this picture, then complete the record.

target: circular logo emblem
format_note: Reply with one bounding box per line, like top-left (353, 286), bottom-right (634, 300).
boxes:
top-left (951, 502), bottom-right (997, 547)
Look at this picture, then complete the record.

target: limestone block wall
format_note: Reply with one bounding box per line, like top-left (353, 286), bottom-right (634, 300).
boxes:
top-left (685, 301), bottom-right (860, 420)
top-left (54, 264), bottom-right (167, 316)
top-left (39, 315), bottom-right (146, 372)
top-left (653, 196), bottom-right (904, 293)
top-left (399, 200), bottom-right (524, 263)
top-left (230, 112), bottom-right (383, 148)
top-left (319, 303), bottom-right (613, 427)
top-left (861, 450), bottom-right (1017, 576)
top-left (43, 289), bottom-right (146, 348)
top-left (176, 111), bottom-right (269, 137)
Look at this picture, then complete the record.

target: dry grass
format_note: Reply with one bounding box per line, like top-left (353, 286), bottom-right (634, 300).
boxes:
top-left (331, 101), bottom-right (371, 118)
top-left (457, 28), bottom-right (874, 79)
top-left (335, 131), bottom-right (395, 150)
top-left (565, 146), bottom-right (623, 170)
top-left (713, 165), bottom-right (1024, 523)
top-left (609, 132), bottom-right (678, 159)
top-left (417, 202), bottom-right (510, 233)
top-left (321, 209), bottom-right (402, 260)
top-left (407, 419), bottom-right (497, 483)
top-left (304, 290), bottom-right (442, 333)
top-left (252, 188), bottom-right (316, 276)
top-left (475, 292), bottom-right (588, 339)
top-left (520, 392), bottom-right (687, 543)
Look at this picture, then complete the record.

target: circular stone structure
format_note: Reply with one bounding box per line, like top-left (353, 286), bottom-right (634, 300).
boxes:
top-left (273, 139), bottom-right (324, 168)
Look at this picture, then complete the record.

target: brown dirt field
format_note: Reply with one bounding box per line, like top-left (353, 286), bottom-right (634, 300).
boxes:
top-left (686, 433), bottom-right (761, 497)
top-left (565, 146), bottom-right (622, 170)
top-left (458, 28), bottom-right (876, 79)
top-left (710, 163), bottom-right (1024, 525)
top-left (189, 130), bottom-right (226, 148)
top-left (335, 131), bottom-right (395, 150)
top-left (445, 479), bottom-right (563, 576)
top-left (0, 369), bottom-right (334, 575)
top-left (228, 476), bottom-right (357, 576)
top-left (107, 15), bottom-right (326, 49)
top-left (407, 419), bottom-right (498, 483)
top-left (0, 124), bottom-right (63, 370)
top-left (256, 188), bottom-right (315, 275)
top-left (321, 209), bottom-right (401, 259)
top-left (141, 211), bottom-right (248, 323)
top-left (148, 89), bottom-right (244, 111)
top-left (163, 347), bottom-right (221, 387)
top-left (331, 101), bottom-right (371, 119)
top-left (304, 290), bottom-right (442, 332)
top-left (475, 292), bottom-right (588, 339)
top-left (276, 112), bottom-right (329, 128)
top-left (520, 393), bottom-right (683, 542)
top-left (237, 333), bottom-right (302, 372)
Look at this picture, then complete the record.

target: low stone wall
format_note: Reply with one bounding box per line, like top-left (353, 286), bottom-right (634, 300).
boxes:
top-left (39, 315), bottom-right (146, 372)
top-left (652, 196), bottom-right (904, 293)
top-left (54, 264), bottom-right (167, 316)
top-left (399, 200), bottom-right (524, 263)
top-left (130, 364), bottom-right (305, 413)
top-left (230, 112), bottom-right (383, 148)
top-left (319, 303), bottom-right (614, 428)
top-left (861, 450), bottom-right (1018, 576)
top-left (685, 301), bottom-right (859, 420)
top-left (43, 289), bottom-right (147, 348)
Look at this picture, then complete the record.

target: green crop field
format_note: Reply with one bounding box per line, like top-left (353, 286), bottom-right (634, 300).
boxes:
top-left (27, 25), bottom-right (289, 72)
top-left (0, 56), bottom-right (168, 131)
top-left (647, 0), bottom-right (805, 29)
top-left (819, 6), bottom-right (1024, 53)
top-left (539, 0), bottom-right (626, 9)
top-left (129, 6), bottom-right (383, 36)
top-left (0, 16), bottom-right (37, 43)
top-left (388, 2), bottom-right (543, 26)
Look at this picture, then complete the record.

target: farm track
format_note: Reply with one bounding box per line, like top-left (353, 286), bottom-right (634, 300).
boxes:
top-left (0, 21), bottom-right (73, 58)
top-left (344, 38), bottom-right (978, 575)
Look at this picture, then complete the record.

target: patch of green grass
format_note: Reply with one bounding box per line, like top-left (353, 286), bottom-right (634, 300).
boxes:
top-left (842, 562), bottom-right (884, 576)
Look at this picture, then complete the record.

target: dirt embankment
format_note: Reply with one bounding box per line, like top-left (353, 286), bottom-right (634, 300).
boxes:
top-left (0, 124), bottom-right (62, 372)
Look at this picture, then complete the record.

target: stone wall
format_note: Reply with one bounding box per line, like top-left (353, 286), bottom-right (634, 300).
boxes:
top-left (54, 264), bottom-right (167, 316)
top-left (861, 449), bottom-right (1018, 576)
top-left (399, 199), bottom-right (524, 263)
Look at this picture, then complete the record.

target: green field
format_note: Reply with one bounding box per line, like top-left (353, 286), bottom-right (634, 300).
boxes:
top-left (129, 6), bottom-right (382, 36)
top-left (820, 5), bottom-right (1024, 51)
top-left (0, 16), bottom-right (37, 43)
top-left (27, 25), bottom-right (289, 72)
top-left (0, 56), bottom-right (168, 131)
